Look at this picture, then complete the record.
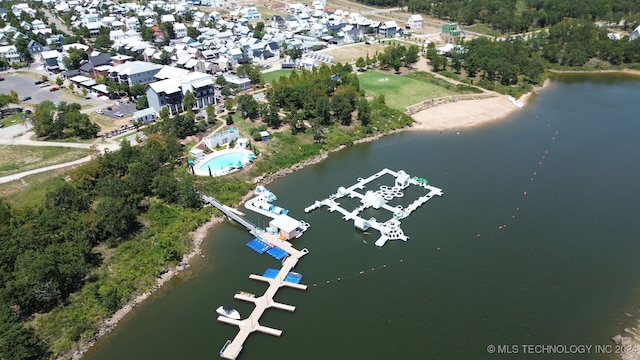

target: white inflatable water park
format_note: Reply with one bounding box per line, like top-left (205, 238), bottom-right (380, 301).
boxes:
top-left (305, 168), bottom-right (444, 247)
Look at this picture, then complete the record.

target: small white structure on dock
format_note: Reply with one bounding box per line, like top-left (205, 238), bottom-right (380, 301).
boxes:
top-left (306, 168), bottom-right (443, 247)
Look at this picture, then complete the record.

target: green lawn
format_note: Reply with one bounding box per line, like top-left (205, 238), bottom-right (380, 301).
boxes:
top-left (262, 69), bottom-right (295, 84)
top-left (357, 70), bottom-right (458, 109)
top-left (1, 112), bottom-right (29, 127)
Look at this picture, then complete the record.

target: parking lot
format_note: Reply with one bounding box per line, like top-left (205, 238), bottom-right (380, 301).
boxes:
top-left (98, 101), bottom-right (138, 120)
top-left (0, 71), bottom-right (99, 108)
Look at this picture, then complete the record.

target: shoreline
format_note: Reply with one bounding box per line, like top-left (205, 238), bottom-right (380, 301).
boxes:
top-left (70, 216), bottom-right (223, 360)
top-left (409, 80), bottom-right (550, 132)
top-left (73, 77), bottom-right (551, 359)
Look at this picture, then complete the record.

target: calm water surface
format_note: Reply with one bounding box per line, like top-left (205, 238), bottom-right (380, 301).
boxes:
top-left (85, 74), bottom-right (640, 360)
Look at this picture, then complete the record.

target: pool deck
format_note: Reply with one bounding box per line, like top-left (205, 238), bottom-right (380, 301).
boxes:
top-left (192, 148), bottom-right (254, 177)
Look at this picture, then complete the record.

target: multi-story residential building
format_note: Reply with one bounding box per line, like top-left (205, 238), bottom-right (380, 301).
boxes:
top-left (108, 60), bottom-right (163, 87)
top-left (146, 71), bottom-right (216, 114)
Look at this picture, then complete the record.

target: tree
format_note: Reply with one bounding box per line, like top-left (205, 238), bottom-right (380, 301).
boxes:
top-left (225, 114), bottom-right (234, 125)
top-left (236, 95), bottom-right (259, 119)
top-left (0, 306), bottom-right (50, 360)
top-left (404, 45), bottom-right (420, 67)
top-left (356, 98), bottom-right (371, 126)
top-left (56, 77), bottom-right (63, 87)
top-left (183, 90), bottom-right (196, 113)
top-left (355, 57), bottom-right (366, 70)
top-left (253, 21), bottom-right (266, 39)
top-left (187, 26), bottom-right (199, 39)
top-left (331, 91), bottom-right (353, 126)
top-left (215, 75), bottom-right (227, 87)
top-left (136, 95), bottom-right (148, 110)
top-left (130, 83), bottom-right (146, 98)
top-left (95, 197), bottom-right (137, 241)
top-left (236, 64), bottom-right (262, 85)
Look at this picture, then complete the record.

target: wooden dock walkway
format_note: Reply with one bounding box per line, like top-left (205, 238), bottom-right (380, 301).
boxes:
top-left (218, 251), bottom-right (307, 359)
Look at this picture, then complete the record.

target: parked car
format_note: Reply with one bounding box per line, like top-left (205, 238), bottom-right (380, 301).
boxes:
top-left (49, 86), bottom-right (59, 92)
top-left (114, 111), bottom-right (124, 117)
top-left (0, 77), bottom-right (5, 81)
top-left (95, 109), bottom-right (104, 114)
top-left (21, 96), bottom-right (32, 101)
top-left (34, 80), bottom-right (44, 85)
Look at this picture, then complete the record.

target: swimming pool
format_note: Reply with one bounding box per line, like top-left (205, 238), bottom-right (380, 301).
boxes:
top-left (194, 149), bottom-right (255, 176)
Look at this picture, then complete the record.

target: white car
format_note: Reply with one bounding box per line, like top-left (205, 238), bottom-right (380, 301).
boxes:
top-left (114, 111), bottom-right (124, 117)
top-left (95, 109), bottom-right (104, 114)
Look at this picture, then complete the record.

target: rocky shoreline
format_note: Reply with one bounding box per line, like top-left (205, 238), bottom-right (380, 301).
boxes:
top-left (69, 217), bottom-right (222, 360)
top-left (613, 321), bottom-right (640, 360)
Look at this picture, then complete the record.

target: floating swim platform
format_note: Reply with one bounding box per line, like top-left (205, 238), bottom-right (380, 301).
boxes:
top-left (267, 246), bottom-right (288, 260)
top-left (284, 272), bottom-right (303, 284)
top-left (262, 268), bottom-right (280, 279)
top-left (247, 238), bottom-right (271, 254)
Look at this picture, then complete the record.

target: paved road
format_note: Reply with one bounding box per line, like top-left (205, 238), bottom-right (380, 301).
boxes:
top-left (0, 123), bottom-right (121, 184)
top-left (42, 8), bottom-right (72, 35)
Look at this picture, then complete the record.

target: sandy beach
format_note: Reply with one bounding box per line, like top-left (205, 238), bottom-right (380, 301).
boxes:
top-left (409, 93), bottom-right (531, 131)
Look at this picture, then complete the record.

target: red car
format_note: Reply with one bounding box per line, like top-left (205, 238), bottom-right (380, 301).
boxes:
top-left (49, 86), bottom-right (59, 92)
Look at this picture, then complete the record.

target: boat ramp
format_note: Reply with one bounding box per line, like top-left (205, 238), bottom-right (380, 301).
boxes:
top-left (305, 168), bottom-right (443, 246)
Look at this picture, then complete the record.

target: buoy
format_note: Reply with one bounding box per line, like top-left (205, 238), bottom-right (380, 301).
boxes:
top-left (400, 259), bottom-right (404, 263)
top-left (512, 215), bottom-right (516, 219)
top-left (326, 280), bottom-right (330, 284)
top-left (533, 172), bottom-right (537, 176)
top-left (523, 191), bottom-right (527, 196)
top-left (477, 233), bottom-right (480, 237)
top-left (337, 277), bottom-right (341, 281)
top-left (383, 264), bottom-right (386, 268)
top-left (313, 284), bottom-right (317, 287)
top-left (371, 268), bottom-right (375, 271)
top-left (538, 161), bottom-right (542, 165)
top-left (437, 247), bottom-right (441, 251)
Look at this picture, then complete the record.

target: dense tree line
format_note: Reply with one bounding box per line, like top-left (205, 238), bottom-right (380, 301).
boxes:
top-left (356, 0), bottom-right (640, 33)
top-left (0, 134), bottom-right (201, 358)
top-left (267, 63), bottom-right (366, 135)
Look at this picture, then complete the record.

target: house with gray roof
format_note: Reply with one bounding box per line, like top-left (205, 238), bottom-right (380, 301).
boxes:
top-left (108, 60), bottom-right (163, 86)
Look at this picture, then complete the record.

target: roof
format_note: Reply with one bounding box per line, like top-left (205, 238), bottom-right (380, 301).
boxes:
top-left (147, 78), bottom-right (182, 94)
top-left (133, 107), bottom-right (156, 118)
top-left (154, 65), bottom-right (190, 80)
top-left (113, 60), bottom-right (162, 75)
top-left (269, 214), bottom-right (302, 233)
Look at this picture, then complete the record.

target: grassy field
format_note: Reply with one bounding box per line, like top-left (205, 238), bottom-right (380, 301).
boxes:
top-left (0, 167), bottom-right (69, 205)
top-left (0, 145), bottom-right (91, 177)
top-left (357, 70), bottom-right (458, 109)
top-left (322, 43), bottom-right (387, 63)
top-left (1, 112), bottom-right (29, 127)
top-left (262, 69), bottom-right (294, 84)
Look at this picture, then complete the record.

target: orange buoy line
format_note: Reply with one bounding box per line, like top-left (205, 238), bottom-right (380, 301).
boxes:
top-left (486, 128), bottom-right (560, 237)
top-left (312, 259), bottom-right (408, 288)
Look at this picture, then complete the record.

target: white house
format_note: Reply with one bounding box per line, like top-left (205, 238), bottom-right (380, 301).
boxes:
top-left (174, 22), bottom-right (188, 38)
top-left (407, 14), bottom-right (423, 29)
top-left (0, 45), bottom-right (20, 63)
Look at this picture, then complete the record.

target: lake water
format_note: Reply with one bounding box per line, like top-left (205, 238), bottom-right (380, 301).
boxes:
top-left (84, 73), bottom-right (640, 360)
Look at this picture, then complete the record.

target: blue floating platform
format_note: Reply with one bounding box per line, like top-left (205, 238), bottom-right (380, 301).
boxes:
top-left (262, 268), bottom-right (279, 279)
top-left (284, 272), bottom-right (303, 284)
top-left (246, 238), bottom-right (271, 254)
top-left (267, 246), bottom-right (288, 260)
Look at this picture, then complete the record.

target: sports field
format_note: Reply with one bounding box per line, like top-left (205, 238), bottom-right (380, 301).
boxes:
top-left (262, 69), bottom-right (294, 84)
top-left (357, 70), bottom-right (458, 110)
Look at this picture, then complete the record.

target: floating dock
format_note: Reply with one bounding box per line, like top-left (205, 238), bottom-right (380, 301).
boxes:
top-left (207, 188), bottom-right (311, 360)
top-left (305, 168), bottom-right (443, 246)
